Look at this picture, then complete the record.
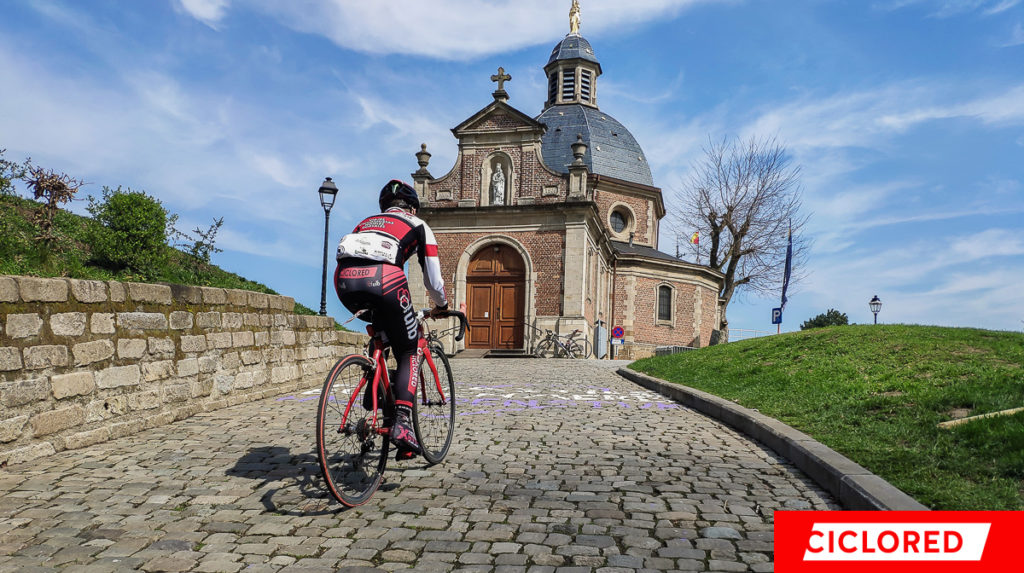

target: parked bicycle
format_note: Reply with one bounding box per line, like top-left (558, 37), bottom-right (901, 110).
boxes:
top-left (426, 324), bottom-right (462, 357)
top-left (530, 325), bottom-right (593, 359)
top-left (316, 309), bottom-right (468, 507)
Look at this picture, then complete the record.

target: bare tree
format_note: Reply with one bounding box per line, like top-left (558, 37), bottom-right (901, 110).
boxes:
top-left (24, 161), bottom-right (85, 247)
top-left (673, 135), bottom-right (810, 343)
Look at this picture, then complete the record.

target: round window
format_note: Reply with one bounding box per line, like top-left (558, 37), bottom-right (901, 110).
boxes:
top-left (610, 209), bottom-right (628, 233)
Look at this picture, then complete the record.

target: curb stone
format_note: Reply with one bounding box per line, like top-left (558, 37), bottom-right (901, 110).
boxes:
top-left (616, 367), bottom-right (929, 511)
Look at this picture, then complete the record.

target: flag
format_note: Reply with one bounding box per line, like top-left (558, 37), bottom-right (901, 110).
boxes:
top-left (690, 231), bottom-right (699, 245)
top-left (781, 225), bottom-right (793, 311)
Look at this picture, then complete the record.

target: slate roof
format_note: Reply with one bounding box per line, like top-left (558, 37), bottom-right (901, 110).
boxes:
top-left (547, 34), bottom-right (600, 67)
top-left (536, 104), bottom-right (654, 187)
top-left (611, 240), bottom-right (680, 263)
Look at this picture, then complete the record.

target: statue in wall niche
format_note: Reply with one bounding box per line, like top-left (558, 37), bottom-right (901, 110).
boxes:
top-left (491, 163), bottom-right (506, 205)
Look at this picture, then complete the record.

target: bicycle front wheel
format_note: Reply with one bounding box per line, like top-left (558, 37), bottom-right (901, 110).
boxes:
top-left (316, 354), bottom-right (390, 507)
top-left (414, 343), bottom-right (456, 465)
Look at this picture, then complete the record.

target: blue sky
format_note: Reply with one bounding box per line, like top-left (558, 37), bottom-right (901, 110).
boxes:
top-left (1, 0), bottom-right (1022, 334)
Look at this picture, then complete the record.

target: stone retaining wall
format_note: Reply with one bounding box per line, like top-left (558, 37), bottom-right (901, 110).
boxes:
top-left (0, 275), bottom-right (367, 467)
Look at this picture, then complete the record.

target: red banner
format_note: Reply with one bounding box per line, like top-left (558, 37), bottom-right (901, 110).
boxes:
top-left (774, 511), bottom-right (1024, 572)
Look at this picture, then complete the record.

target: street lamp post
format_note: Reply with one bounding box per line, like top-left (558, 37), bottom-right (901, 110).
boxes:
top-left (869, 295), bottom-right (882, 325)
top-left (318, 177), bottom-right (339, 316)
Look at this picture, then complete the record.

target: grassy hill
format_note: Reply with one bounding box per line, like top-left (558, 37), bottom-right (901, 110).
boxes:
top-left (0, 194), bottom-right (320, 316)
top-left (631, 324), bottom-right (1024, 510)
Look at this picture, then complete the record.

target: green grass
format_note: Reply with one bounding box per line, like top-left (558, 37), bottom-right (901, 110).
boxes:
top-left (630, 324), bottom-right (1024, 510)
top-left (0, 194), bottom-right (328, 318)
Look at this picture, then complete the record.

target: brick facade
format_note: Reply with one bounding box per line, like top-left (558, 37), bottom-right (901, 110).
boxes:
top-left (433, 228), bottom-right (566, 317)
top-left (406, 58), bottom-right (724, 358)
top-left (595, 189), bottom-right (653, 246)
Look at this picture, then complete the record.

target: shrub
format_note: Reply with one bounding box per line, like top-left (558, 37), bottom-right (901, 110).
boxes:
top-left (800, 308), bottom-right (849, 330)
top-left (172, 216), bottom-right (225, 264)
top-left (0, 148), bottom-right (26, 197)
top-left (86, 186), bottom-right (170, 276)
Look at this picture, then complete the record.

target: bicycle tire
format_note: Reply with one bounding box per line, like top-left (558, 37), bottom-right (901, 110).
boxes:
top-left (570, 338), bottom-right (592, 359)
top-left (564, 340), bottom-right (581, 359)
top-left (414, 343), bottom-right (456, 465)
top-left (316, 354), bottom-right (390, 507)
top-left (534, 338), bottom-right (557, 358)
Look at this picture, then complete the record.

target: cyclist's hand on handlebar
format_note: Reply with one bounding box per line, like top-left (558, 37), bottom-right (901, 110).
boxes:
top-left (429, 305), bottom-right (448, 319)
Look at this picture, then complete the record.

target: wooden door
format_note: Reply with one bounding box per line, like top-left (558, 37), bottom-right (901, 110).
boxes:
top-left (466, 245), bottom-right (525, 349)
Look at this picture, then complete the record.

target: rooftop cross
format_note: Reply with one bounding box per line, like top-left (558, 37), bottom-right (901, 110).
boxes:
top-left (490, 67), bottom-right (511, 91)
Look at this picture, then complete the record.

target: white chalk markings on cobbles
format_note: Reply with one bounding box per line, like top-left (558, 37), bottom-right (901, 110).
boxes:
top-left (281, 382), bottom-right (679, 415)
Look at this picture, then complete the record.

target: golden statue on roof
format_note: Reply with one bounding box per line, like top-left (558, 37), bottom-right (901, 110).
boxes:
top-left (570, 0), bottom-right (581, 35)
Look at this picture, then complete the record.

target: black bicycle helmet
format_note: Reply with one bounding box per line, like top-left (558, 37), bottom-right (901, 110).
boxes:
top-left (378, 179), bottom-right (420, 212)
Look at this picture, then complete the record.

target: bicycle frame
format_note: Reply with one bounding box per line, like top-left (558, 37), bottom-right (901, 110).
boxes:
top-left (418, 329), bottom-right (448, 407)
top-left (536, 327), bottom-right (583, 357)
top-left (332, 331), bottom-right (393, 438)
top-left (337, 317), bottom-right (449, 438)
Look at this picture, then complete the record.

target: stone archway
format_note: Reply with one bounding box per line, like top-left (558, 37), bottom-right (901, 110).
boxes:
top-left (465, 243), bottom-right (526, 349)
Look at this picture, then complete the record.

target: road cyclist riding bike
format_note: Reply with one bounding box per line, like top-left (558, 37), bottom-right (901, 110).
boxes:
top-left (316, 305), bottom-right (465, 506)
top-left (331, 179), bottom-right (449, 460)
top-left (315, 179), bottom-right (468, 505)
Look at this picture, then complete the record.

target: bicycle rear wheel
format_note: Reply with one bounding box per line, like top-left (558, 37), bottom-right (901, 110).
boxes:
top-left (316, 354), bottom-right (390, 507)
top-left (534, 338), bottom-right (558, 358)
top-left (414, 343), bottom-right (456, 465)
top-left (568, 338), bottom-right (592, 359)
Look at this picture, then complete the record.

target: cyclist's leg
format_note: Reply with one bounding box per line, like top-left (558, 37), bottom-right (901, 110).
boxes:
top-left (371, 265), bottom-right (422, 456)
top-left (335, 261), bottom-right (388, 411)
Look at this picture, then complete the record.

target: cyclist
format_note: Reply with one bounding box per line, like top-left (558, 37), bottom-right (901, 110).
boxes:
top-left (334, 179), bottom-right (448, 460)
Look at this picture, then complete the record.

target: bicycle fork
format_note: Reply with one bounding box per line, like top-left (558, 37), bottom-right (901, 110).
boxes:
top-left (418, 341), bottom-right (447, 406)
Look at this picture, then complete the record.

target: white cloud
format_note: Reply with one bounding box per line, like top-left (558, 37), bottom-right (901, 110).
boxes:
top-left (983, 0), bottom-right (1022, 15)
top-left (873, 0), bottom-right (1021, 17)
top-left (175, 0), bottom-right (231, 29)
top-left (249, 0), bottom-right (722, 60)
top-left (735, 82), bottom-right (1024, 158)
top-left (794, 227), bottom-right (1024, 329)
top-left (1003, 22), bottom-right (1024, 46)
top-left (354, 95), bottom-right (450, 144)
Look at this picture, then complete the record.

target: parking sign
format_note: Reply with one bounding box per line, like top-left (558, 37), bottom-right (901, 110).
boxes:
top-left (772, 308), bottom-right (782, 325)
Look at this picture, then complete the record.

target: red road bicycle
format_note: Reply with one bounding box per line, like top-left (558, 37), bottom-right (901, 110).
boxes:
top-left (316, 309), bottom-right (467, 507)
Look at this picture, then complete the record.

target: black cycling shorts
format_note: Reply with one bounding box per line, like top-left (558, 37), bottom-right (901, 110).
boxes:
top-left (334, 259), bottom-right (418, 354)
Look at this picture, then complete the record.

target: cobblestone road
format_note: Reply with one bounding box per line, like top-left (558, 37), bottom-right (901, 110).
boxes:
top-left (0, 359), bottom-right (839, 572)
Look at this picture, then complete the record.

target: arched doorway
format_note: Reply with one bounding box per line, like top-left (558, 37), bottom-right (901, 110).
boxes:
top-left (466, 244), bottom-right (525, 349)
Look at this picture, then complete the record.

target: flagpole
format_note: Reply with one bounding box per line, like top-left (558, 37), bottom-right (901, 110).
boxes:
top-left (779, 222), bottom-right (793, 335)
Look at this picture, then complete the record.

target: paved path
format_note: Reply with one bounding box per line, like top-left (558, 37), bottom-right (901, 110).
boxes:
top-left (0, 359), bottom-right (839, 572)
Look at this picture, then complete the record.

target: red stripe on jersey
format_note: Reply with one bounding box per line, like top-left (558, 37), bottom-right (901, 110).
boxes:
top-left (424, 244), bottom-right (438, 257)
top-left (355, 214), bottom-right (413, 238)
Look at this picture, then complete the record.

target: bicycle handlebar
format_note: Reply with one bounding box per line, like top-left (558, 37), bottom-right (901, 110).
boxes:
top-left (417, 309), bottom-right (469, 342)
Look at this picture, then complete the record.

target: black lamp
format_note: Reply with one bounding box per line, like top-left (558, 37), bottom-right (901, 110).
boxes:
top-left (869, 295), bottom-right (882, 325)
top-left (318, 177), bottom-right (338, 316)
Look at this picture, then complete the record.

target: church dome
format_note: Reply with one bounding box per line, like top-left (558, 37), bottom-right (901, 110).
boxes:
top-left (539, 28), bottom-right (652, 187)
top-left (547, 34), bottom-right (600, 68)
top-left (537, 104), bottom-right (654, 187)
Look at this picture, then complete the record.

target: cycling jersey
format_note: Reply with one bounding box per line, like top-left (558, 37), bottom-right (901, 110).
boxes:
top-left (337, 207), bottom-right (447, 308)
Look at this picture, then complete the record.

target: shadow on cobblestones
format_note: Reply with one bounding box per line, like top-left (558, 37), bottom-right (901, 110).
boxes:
top-left (226, 446), bottom-right (343, 516)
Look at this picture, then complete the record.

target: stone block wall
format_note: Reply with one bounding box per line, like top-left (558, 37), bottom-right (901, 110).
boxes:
top-left (0, 275), bottom-right (367, 467)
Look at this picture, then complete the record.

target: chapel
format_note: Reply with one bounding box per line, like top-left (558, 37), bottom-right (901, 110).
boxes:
top-left (407, 2), bottom-right (724, 359)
